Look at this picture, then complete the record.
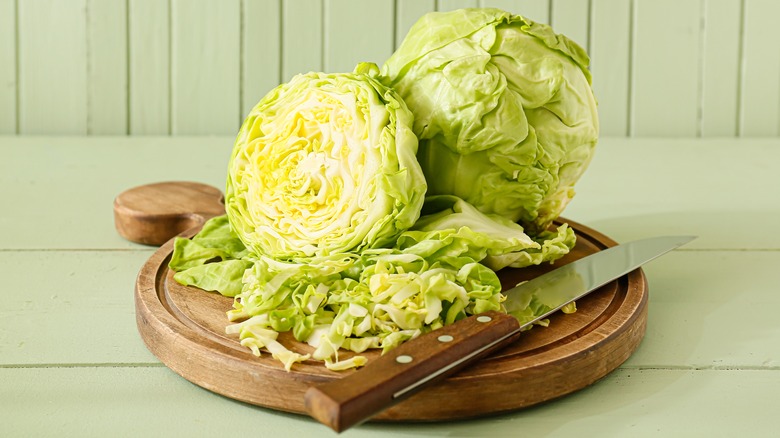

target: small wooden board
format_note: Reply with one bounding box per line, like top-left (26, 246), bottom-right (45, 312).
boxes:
top-left (133, 204), bottom-right (647, 421)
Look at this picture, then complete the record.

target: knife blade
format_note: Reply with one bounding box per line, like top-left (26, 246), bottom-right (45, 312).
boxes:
top-left (304, 235), bottom-right (696, 432)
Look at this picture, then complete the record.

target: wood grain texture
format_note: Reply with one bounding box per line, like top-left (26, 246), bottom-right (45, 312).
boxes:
top-left (701, 0), bottom-right (741, 137)
top-left (171, 0), bottom-right (240, 135)
top-left (18, 0), bottom-right (88, 134)
top-left (590, 0), bottom-right (631, 136)
top-left (395, 0), bottom-right (435, 48)
top-left (631, 0), bottom-right (701, 137)
top-left (113, 181), bottom-right (226, 245)
top-left (739, 0), bottom-right (780, 136)
top-left (128, 0), bottom-right (170, 135)
top-left (306, 310), bottom-right (521, 431)
top-left (134, 217), bottom-right (649, 421)
top-left (241, 0), bottom-right (281, 117)
top-left (87, 0), bottom-right (128, 135)
top-left (324, 0), bottom-right (394, 73)
top-left (0, 0), bottom-right (16, 134)
top-left (282, 0), bottom-right (322, 80)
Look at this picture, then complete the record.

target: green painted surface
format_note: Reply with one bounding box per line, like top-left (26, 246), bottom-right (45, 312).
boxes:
top-left (0, 251), bottom-right (158, 366)
top-left (0, 0), bottom-right (16, 134)
top-left (18, 0), bottom-right (88, 134)
top-left (241, 0), bottom-right (281, 117)
top-left (282, 0), bottom-right (323, 80)
top-left (631, 0), bottom-right (701, 137)
top-left (324, 0), bottom-right (394, 73)
top-left (740, 0), bottom-right (780, 136)
top-left (563, 138), bottom-right (780, 249)
top-left (590, 0), bottom-right (630, 137)
top-left (128, 0), bottom-right (170, 135)
top-left (171, 0), bottom-right (241, 135)
top-left (550, 0), bottom-right (588, 49)
top-left (481, 0), bottom-right (550, 23)
top-left (1, 367), bottom-right (778, 436)
top-left (0, 137), bottom-right (229, 249)
top-left (701, 0), bottom-right (741, 137)
top-left (87, 0), bottom-right (128, 135)
top-left (4, 0), bottom-right (780, 137)
top-left (628, 251), bottom-right (780, 368)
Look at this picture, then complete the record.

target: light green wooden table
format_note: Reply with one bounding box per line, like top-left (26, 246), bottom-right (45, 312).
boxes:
top-left (2, 136), bottom-right (778, 437)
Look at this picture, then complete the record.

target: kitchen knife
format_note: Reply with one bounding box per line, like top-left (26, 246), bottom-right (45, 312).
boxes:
top-left (304, 235), bottom-right (696, 432)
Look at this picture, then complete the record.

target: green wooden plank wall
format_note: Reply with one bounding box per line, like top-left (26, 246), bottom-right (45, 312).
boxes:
top-left (0, 0), bottom-right (778, 137)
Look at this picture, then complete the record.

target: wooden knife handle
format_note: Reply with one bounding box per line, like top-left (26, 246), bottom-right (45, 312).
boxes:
top-left (113, 181), bottom-right (225, 246)
top-left (304, 310), bottom-right (521, 432)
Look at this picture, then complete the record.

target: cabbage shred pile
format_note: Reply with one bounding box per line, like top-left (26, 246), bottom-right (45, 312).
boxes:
top-left (169, 8), bottom-right (597, 371)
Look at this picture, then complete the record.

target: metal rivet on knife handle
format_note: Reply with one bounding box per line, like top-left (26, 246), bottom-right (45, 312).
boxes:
top-left (437, 335), bottom-right (454, 343)
top-left (476, 316), bottom-right (492, 323)
top-left (395, 355), bottom-right (413, 364)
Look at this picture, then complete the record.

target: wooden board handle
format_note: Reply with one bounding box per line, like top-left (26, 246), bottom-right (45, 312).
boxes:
top-left (114, 181), bottom-right (225, 246)
top-left (304, 310), bottom-right (521, 432)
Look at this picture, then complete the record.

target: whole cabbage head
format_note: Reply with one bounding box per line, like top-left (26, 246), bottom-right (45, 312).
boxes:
top-left (225, 63), bottom-right (426, 259)
top-left (382, 8), bottom-right (598, 235)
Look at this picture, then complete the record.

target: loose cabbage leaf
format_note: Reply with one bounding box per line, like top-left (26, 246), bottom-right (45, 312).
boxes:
top-left (169, 215), bottom-right (252, 297)
top-left (173, 259), bottom-right (253, 297)
top-left (399, 195), bottom-right (575, 270)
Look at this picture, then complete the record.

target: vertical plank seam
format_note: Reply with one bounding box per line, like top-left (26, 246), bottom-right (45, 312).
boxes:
top-left (14, 0), bottom-right (20, 134)
top-left (278, 0), bottom-right (283, 83)
top-left (627, 0), bottom-right (636, 137)
top-left (586, 0), bottom-right (593, 57)
top-left (392, 0), bottom-right (398, 52)
top-left (697, 0), bottom-right (706, 138)
top-left (736, 0), bottom-right (746, 137)
top-left (86, 0), bottom-right (93, 135)
top-left (125, 0), bottom-right (130, 135)
top-left (239, 0), bottom-right (245, 121)
top-left (548, 0), bottom-right (554, 27)
top-left (167, 0), bottom-right (173, 135)
top-left (321, 0), bottom-right (327, 72)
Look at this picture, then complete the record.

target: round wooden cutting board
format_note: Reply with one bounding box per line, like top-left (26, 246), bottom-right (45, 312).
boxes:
top-left (126, 183), bottom-right (648, 422)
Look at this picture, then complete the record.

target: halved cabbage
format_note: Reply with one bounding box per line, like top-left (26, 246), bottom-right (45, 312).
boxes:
top-left (225, 63), bottom-right (426, 259)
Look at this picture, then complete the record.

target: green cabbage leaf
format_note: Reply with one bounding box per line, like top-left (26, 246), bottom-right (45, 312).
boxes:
top-left (382, 8), bottom-right (598, 235)
top-left (400, 195), bottom-right (575, 270)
